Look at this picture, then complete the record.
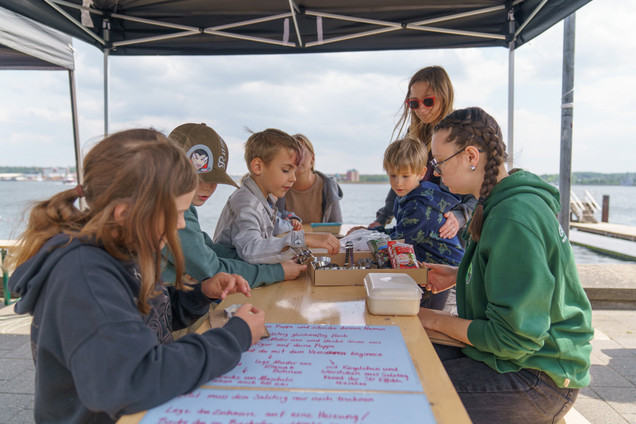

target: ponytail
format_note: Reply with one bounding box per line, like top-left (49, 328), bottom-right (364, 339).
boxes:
top-left (8, 188), bottom-right (87, 268)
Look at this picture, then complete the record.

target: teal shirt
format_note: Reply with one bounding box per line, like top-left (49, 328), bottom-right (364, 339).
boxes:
top-left (162, 204), bottom-right (284, 288)
top-left (458, 171), bottom-right (593, 388)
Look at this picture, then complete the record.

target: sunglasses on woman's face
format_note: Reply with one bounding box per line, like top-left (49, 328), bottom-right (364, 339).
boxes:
top-left (406, 97), bottom-right (435, 109)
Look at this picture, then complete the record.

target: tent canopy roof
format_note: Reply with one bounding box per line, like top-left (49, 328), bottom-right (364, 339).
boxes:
top-left (0, 5), bottom-right (73, 70)
top-left (0, 0), bottom-right (590, 56)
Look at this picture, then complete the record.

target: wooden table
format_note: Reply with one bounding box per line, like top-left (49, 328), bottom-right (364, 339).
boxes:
top-left (119, 272), bottom-right (470, 423)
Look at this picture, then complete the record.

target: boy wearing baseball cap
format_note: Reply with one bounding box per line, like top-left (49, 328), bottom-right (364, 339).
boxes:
top-left (164, 123), bottom-right (306, 288)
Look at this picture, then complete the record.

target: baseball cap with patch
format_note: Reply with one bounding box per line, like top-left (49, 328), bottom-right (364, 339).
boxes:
top-left (169, 123), bottom-right (239, 188)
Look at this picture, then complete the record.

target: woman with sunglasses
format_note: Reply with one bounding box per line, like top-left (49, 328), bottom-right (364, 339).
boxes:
top-left (420, 107), bottom-right (593, 424)
top-left (369, 66), bottom-right (476, 310)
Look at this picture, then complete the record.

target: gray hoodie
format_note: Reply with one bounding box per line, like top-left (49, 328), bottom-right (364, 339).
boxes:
top-left (8, 234), bottom-right (251, 423)
top-left (213, 175), bottom-right (305, 264)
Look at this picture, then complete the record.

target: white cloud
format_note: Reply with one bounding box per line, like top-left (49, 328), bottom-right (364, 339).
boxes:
top-left (1, 0), bottom-right (635, 176)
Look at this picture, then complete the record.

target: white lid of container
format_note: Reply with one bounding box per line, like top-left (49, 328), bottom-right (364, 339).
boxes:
top-left (364, 273), bottom-right (422, 301)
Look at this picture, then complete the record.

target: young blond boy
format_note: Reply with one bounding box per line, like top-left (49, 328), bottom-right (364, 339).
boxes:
top-left (379, 136), bottom-right (464, 309)
top-left (213, 128), bottom-right (340, 264)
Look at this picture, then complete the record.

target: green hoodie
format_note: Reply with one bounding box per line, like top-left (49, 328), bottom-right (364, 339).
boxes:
top-left (162, 205), bottom-right (284, 287)
top-left (458, 170), bottom-right (593, 388)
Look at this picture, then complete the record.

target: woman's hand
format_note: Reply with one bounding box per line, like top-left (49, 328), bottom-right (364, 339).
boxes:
top-left (201, 272), bottom-right (250, 300)
top-left (234, 303), bottom-right (267, 345)
top-left (281, 260), bottom-right (307, 280)
top-left (438, 212), bottom-right (460, 239)
top-left (417, 308), bottom-right (472, 345)
top-left (417, 308), bottom-right (451, 331)
top-left (421, 262), bottom-right (458, 294)
top-left (305, 233), bottom-right (340, 254)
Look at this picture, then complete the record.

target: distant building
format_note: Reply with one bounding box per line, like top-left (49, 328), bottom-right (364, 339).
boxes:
top-left (345, 169), bottom-right (359, 182)
top-left (42, 167), bottom-right (76, 182)
top-left (42, 167), bottom-right (66, 181)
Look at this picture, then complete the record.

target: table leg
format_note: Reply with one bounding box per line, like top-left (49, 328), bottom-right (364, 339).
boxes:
top-left (2, 248), bottom-right (14, 306)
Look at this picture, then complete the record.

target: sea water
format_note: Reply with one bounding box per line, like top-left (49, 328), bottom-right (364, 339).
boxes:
top-left (1, 180), bottom-right (634, 264)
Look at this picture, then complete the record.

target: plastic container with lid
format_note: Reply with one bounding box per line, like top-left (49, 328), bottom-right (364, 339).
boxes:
top-left (364, 273), bottom-right (422, 316)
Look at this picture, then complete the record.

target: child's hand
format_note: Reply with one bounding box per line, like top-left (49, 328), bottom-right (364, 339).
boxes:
top-left (368, 220), bottom-right (382, 229)
top-left (201, 272), bottom-right (251, 300)
top-left (305, 233), bottom-right (340, 255)
top-left (420, 262), bottom-right (458, 294)
top-left (346, 225), bottom-right (366, 235)
top-left (291, 218), bottom-right (303, 231)
top-left (234, 303), bottom-right (267, 346)
top-left (281, 260), bottom-right (307, 280)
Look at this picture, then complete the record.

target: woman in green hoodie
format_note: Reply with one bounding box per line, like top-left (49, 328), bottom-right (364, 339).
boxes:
top-left (419, 107), bottom-right (593, 424)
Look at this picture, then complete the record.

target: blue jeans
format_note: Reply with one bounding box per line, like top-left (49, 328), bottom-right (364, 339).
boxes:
top-left (434, 344), bottom-right (579, 424)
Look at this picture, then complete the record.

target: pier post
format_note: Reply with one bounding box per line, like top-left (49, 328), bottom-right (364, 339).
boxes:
top-left (602, 195), bottom-right (610, 223)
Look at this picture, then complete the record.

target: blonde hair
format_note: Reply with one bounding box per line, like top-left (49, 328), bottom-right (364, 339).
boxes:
top-left (9, 129), bottom-right (198, 314)
top-left (383, 136), bottom-right (429, 174)
top-left (393, 66), bottom-right (455, 148)
top-left (292, 133), bottom-right (315, 172)
top-left (244, 128), bottom-right (303, 172)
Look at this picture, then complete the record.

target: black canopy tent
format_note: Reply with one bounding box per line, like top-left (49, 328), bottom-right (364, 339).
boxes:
top-left (0, 0), bottom-right (592, 229)
top-left (0, 5), bottom-right (82, 184)
top-left (0, 0), bottom-right (588, 54)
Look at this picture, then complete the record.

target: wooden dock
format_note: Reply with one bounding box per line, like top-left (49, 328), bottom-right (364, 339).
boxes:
top-left (570, 222), bottom-right (636, 242)
top-left (569, 223), bottom-right (636, 261)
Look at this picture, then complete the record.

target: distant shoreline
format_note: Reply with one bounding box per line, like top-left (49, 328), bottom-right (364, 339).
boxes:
top-left (1, 168), bottom-right (635, 186)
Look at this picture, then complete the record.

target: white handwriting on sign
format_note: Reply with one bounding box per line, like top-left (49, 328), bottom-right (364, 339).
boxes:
top-left (208, 324), bottom-right (421, 392)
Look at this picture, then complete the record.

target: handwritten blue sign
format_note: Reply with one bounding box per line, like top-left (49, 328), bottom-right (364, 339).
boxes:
top-left (140, 388), bottom-right (436, 424)
top-left (208, 324), bottom-right (422, 392)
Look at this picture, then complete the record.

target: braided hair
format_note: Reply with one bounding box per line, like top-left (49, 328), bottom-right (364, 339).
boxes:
top-left (434, 107), bottom-right (508, 242)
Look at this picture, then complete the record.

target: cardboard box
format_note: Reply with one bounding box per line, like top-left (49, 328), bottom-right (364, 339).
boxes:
top-left (309, 251), bottom-right (427, 287)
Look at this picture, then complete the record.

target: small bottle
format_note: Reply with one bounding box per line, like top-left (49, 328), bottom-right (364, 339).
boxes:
top-left (344, 241), bottom-right (354, 268)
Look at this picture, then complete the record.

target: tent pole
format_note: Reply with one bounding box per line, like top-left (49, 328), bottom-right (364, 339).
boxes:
top-left (68, 68), bottom-right (85, 208)
top-left (507, 41), bottom-right (514, 170)
top-left (558, 14), bottom-right (576, 236)
top-left (103, 18), bottom-right (110, 135)
top-left (506, 8), bottom-right (515, 170)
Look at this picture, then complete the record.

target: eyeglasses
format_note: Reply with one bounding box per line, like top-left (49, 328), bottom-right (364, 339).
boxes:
top-left (429, 147), bottom-right (466, 176)
top-left (406, 97), bottom-right (435, 109)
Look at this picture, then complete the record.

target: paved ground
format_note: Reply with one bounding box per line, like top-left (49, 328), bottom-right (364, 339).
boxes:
top-left (1, 264), bottom-right (635, 424)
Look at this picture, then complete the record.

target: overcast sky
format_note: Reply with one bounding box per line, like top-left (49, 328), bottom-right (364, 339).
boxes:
top-left (1, 0), bottom-right (634, 176)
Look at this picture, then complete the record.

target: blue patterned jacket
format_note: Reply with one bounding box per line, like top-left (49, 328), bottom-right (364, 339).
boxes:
top-left (383, 181), bottom-right (465, 266)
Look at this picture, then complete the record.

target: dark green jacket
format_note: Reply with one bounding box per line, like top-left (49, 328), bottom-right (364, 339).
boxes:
top-left (458, 171), bottom-right (593, 388)
top-left (162, 204), bottom-right (284, 287)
